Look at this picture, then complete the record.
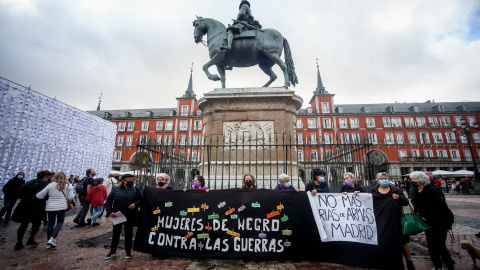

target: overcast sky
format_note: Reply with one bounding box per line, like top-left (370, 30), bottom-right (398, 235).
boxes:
top-left (1, 0), bottom-right (479, 111)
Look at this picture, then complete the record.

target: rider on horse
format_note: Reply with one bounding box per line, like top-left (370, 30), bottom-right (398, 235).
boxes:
top-left (221, 0), bottom-right (262, 51)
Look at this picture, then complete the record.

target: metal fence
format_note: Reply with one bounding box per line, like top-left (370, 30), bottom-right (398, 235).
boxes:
top-left (132, 133), bottom-right (375, 192)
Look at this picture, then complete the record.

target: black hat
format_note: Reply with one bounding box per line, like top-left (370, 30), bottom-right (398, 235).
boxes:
top-left (121, 174), bottom-right (135, 180)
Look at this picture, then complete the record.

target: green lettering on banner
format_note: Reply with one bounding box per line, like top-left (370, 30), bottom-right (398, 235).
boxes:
top-left (165, 202), bottom-right (173, 207)
top-left (251, 203), bottom-right (261, 208)
top-left (281, 215), bottom-right (289, 222)
top-left (180, 210), bottom-right (187, 216)
top-left (197, 233), bottom-right (210, 239)
top-left (208, 214), bottom-right (219, 219)
top-left (282, 229), bottom-right (292, 236)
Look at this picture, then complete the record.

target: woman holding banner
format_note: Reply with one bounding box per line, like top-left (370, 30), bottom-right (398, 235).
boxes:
top-left (239, 174), bottom-right (262, 189)
top-left (275, 174), bottom-right (300, 192)
top-left (371, 172), bottom-right (411, 269)
top-left (305, 168), bottom-right (329, 196)
top-left (184, 175), bottom-right (209, 192)
top-left (410, 171), bottom-right (454, 270)
top-left (156, 173), bottom-right (173, 190)
top-left (341, 172), bottom-right (365, 195)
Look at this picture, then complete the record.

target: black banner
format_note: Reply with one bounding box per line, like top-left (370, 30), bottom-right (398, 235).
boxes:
top-left (134, 187), bottom-right (404, 268)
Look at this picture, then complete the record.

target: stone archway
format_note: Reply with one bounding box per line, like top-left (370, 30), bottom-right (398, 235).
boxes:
top-left (365, 150), bottom-right (389, 180)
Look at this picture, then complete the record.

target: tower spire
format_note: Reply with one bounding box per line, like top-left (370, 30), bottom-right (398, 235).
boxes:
top-left (96, 92), bottom-right (102, 110)
top-left (315, 58), bottom-right (326, 94)
top-left (182, 62), bottom-right (196, 98)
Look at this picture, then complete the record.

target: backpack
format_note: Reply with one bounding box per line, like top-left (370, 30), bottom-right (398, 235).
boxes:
top-left (75, 177), bottom-right (87, 194)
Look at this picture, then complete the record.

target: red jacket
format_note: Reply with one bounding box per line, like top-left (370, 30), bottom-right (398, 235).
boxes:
top-left (86, 185), bottom-right (107, 207)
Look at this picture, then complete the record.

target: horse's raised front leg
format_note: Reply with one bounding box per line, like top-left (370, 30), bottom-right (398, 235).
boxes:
top-left (263, 52), bottom-right (290, 88)
top-left (216, 65), bottom-right (226, 88)
top-left (259, 62), bottom-right (277, 87)
top-left (203, 52), bottom-right (226, 82)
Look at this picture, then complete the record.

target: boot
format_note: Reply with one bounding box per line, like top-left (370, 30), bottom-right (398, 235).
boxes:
top-left (406, 260), bottom-right (415, 270)
top-left (14, 242), bottom-right (24, 250)
top-left (221, 34), bottom-right (233, 50)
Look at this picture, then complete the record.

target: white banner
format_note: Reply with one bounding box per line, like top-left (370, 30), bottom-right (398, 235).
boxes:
top-left (308, 192), bottom-right (378, 245)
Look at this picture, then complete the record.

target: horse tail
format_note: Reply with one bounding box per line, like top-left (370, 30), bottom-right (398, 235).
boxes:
top-left (283, 38), bottom-right (298, 87)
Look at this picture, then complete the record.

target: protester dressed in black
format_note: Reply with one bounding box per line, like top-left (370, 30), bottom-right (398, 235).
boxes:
top-left (73, 169), bottom-right (95, 226)
top-left (104, 174), bottom-right (142, 260)
top-left (305, 168), bottom-right (329, 196)
top-left (410, 171), bottom-right (454, 270)
top-left (0, 172), bottom-right (26, 223)
top-left (340, 172), bottom-right (365, 195)
top-left (240, 174), bottom-right (262, 189)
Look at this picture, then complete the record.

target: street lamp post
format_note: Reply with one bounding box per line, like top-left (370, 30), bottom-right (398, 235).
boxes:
top-left (452, 118), bottom-right (480, 193)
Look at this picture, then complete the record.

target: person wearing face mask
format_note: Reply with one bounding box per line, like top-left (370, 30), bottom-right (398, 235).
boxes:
top-left (341, 172), bottom-right (365, 195)
top-left (305, 168), bottom-right (329, 196)
top-left (410, 171), bottom-right (454, 270)
top-left (156, 173), bottom-right (173, 190)
top-left (0, 172), bottom-right (26, 224)
top-left (183, 175), bottom-right (209, 192)
top-left (371, 172), bottom-right (411, 270)
top-left (275, 174), bottom-right (300, 192)
top-left (239, 174), bottom-right (262, 189)
top-left (104, 174), bottom-right (142, 260)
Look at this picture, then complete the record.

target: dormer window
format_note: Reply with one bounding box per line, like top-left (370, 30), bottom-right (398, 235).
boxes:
top-left (456, 105), bottom-right (467, 112)
top-left (386, 106), bottom-right (394, 113)
top-left (409, 106), bottom-right (419, 113)
top-left (336, 107), bottom-right (343, 113)
top-left (362, 106), bottom-right (370, 113)
top-left (307, 107), bottom-right (313, 114)
top-left (124, 112), bottom-right (132, 117)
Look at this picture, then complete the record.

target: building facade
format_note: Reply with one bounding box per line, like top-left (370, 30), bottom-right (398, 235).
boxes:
top-left (88, 68), bottom-right (480, 180)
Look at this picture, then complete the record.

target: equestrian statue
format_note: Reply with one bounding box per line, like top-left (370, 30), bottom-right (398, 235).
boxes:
top-left (193, 0), bottom-right (298, 89)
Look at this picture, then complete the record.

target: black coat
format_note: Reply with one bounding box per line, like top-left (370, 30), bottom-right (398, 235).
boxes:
top-left (105, 185), bottom-right (142, 220)
top-left (2, 175), bottom-right (25, 197)
top-left (413, 184), bottom-right (454, 229)
top-left (11, 179), bottom-right (48, 222)
top-left (340, 183), bottom-right (365, 193)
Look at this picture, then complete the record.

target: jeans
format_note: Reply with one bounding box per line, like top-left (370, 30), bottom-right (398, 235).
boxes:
top-left (110, 218), bottom-right (134, 255)
top-left (17, 219), bottom-right (42, 243)
top-left (74, 196), bottom-right (90, 225)
top-left (0, 196), bottom-right (17, 221)
top-left (91, 206), bottom-right (104, 223)
top-left (47, 210), bottom-right (66, 239)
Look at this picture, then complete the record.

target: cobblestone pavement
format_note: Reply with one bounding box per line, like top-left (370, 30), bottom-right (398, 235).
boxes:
top-left (0, 193), bottom-right (479, 270)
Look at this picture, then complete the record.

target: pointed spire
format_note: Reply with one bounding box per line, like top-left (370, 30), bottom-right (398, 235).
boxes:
top-left (315, 58), bottom-right (326, 94)
top-left (96, 93), bottom-right (102, 110)
top-left (182, 63), bottom-right (196, 98)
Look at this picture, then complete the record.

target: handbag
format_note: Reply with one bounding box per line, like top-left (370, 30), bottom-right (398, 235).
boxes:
top-left (401, 202), bottom-right (430, 236)
top-left (61, 190), bottom-right (73, 211)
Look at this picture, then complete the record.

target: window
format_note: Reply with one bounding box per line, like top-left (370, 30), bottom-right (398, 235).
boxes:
top-left (181, 105), bottom-right (189, 116)
top-left (141, 121), bottom-right (149, 131)
top-left (191, 151), bottom-right (199, 162)
top-left (321, 102), bottom-right (330, 113)
top-left (407, 132), bottom-right (417, 144)
top-left (339, 118), bottom-right (348, 128)
top-left (139, 135), bottom-right (148, 144)
top-left (117, 136), bottom-right (124, 146)
top-left (126, 136), bottom-right (133, 146)
top-left (398, 150), bottom-right (407, 159)
top-left (450, 150), bottom-right (460, 161)
top-left (164, 135), bottom-right (172, 145)
top-left (297, 151), bottom-right (304, 162)
top-left (404, 117), bottom-right (415, 128)
top-left (382, 117), bottom-right (391, 128)
top-left (416, 117), bottom-right (426, 127)
top-left (337, 107), bottom-right (344, 113)
top-left (118, 122), bottom-right (126, 131)
top-left (323, 118), bottom-right (332, 129)
top-left (296, 133), bottom-right (304, 144)
top-left (296, 119), bottom-right (303, 129)
top-left (114, 151), bottom-right (122, 161)
top-left (454, 116), bottom-right (463, 126)
top-left (324, 133), bottom-right (332, 144)
top-left (396, 133), bottom-right (404, 144)
top-left (464, 149), bottom-right (472, 160)
top-left (467, 116), bottom-right (477, 126)
top-left (311, 151), bottom-right (319, 161)
top-left (460, 135), bottom-right (467, 144)
top-left (350, 118), bottom-right (359, 128)
top-left (325, 150), bottom-right (333, 160)
top-left (366, 118), bottom-right (375, 128)
top-left (385, 133), bottom-right (395, 144)
top-left (441, 116), bottom-right (451, 126)
top-left (308, 119), bottom-right (316, 128)
top-left (436, 150), bottom-right (448, 158)
top-left (155, 135), bottom-right (162, 145)
top-left (424, 149), bottom-right (434, 158)
top-left (391, 117), bottom-right (401, 127)
top-left (179, 120), bottom-right (188, 131)
top-left (411, 149), bottom-right (420, 157)
top-left (428, 117), bottom-right (438, 127)
top-left (179, 151), bottom-right (186, 161)
top-left (193, 120), bottom-right (202, 130)
top-left (127, 122), bottom-right (135, 131)
top-left (432, 132), bottom-right (443, 143)
top-left (445, 132), bottom-right (456, 143)
top-left (309, 133), bottom-right (317, 144)
top-left (474, 133), bottom-right (480, 143)
top-left (192, 135), bottom-right (201, 145)
top-left (341, 133), bottom-right (349, 144)
top-left (368, 133), bottom-right (378, 144)
top-left (156, 121), bottom-right (163, 131)
top-left (420, 132), bottom-right (430, 144)
top-left (165, 121), bottom-right (173, 131)
top-left (179, 135), bottom-right (187, 145)
top-left (351, 133), bottom-right (360, 143)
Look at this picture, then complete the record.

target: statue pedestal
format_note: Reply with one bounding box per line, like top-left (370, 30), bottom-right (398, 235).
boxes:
top-left (198, 87), bottom-right (304, 189)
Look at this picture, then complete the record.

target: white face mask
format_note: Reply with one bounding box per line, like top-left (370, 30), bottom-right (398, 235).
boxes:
top-left (18, 175), bottom-right (24, 179)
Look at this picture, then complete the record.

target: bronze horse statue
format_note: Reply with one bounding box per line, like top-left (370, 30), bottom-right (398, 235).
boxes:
top-left (193, 17), bottom-right (298, 89)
